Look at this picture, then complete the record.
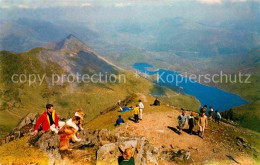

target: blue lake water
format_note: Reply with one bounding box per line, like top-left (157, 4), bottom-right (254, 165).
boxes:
top-left (133, 63), bottom-right (248, 111)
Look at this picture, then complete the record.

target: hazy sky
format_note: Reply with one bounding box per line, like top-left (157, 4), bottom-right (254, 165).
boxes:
top-left (0, 0), bottom-right (258, 26)
top-left (1, 0), bottom-right (259, 9)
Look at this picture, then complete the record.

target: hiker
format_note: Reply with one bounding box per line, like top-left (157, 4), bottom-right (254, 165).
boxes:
top-left (215, 110), bottom-right (221, 124)
top-left (34, 104), bottom-right (59, 135)
top-left (199, 105), bottom-right (207, 116)
top-left (198, 112), bottom-right (208, 138)
top-left (118, 145), bottom-right (135, 165)
top-left (177, 110), bottom-right (187, 135)
top-left (188, 111), bottom-right (196, 135)
top-left (115, 115), bottom-right (125, 126)
top-left (138, 100), bottom-right (144, 120)
top-left (133, 105), bottom-right (140, 123)
top-left (209, 106), bottom-right (213, 120)
top-left (120, 105), bottom-right (132, 112)
top-left (151, 97), bottom-right (160, 106)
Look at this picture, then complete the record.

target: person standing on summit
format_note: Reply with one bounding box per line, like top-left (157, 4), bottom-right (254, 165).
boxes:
top-left (138, 100), bottom-right (144, 120)
top-left (34, 104), bottom-right (59, 135)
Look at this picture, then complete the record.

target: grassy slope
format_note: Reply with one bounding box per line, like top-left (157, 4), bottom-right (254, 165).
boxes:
top-left (0, 136), bottom-right (49, 164)
top-left (216, 74), bottom-right (260, 132)
top-left (0, 49), bottom-right (199, 138)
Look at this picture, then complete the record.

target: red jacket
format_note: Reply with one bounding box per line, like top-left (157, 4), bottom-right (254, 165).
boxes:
top-left (35, 110), bottom-right (59, 131)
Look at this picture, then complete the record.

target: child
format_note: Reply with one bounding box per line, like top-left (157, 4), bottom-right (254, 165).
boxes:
top-left (133, 105), bottom-right (140, 123)
top-left (118, 145), bottom-right (135, 165)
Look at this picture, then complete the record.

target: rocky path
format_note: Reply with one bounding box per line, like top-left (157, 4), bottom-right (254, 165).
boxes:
top-left (113, 94), bottom-right (257, 164)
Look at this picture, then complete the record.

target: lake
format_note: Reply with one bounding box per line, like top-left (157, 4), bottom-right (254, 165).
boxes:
top-left (133, 63), bottom-right (248, 111)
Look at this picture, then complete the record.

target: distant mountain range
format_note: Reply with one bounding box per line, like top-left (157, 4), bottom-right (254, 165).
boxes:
top-left (0, 18), bottom-right (98, 52)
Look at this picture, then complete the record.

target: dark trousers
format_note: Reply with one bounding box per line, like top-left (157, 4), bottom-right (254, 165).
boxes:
top-left (134, 114), bottom-right (139, 123)
top-left (215, 118), bottom-right (220, 124)
top-left (188, 125), bottom-right (194, 134)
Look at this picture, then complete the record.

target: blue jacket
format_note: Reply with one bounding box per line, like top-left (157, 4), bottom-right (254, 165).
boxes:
top-left (116, 118), bottom-right (125, 125)
top-left (122, 106), bottom-right (130, 111)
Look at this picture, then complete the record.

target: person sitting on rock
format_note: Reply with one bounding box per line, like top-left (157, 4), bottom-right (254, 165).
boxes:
top-left (151, 97), bottom-right (160, 106)
top-left (34, 104), bottom-right (59, 135)
top-left (118, 145), bottom-right (135, 165)
top-left (115, 115), bottom-right (125, 126)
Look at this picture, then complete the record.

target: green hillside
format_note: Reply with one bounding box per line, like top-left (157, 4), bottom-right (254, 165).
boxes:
top-left (216, 74), bottom-right (260, 132)
top-left (0, 47), bottom-right (200, 138)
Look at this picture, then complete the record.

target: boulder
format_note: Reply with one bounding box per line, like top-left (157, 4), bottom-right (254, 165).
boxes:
top-left (161, 149), bottom-right (191, 163)
top-left (96, 136), bottom-right (160, 165)
top-left (29, 130), bottom-right (61, 165)
top-left (96, 143), bottom-right (119, 164)
top-left (17, 112), bottom-right (39, 130)
top-left (0, 113), bottom-right (40, 145)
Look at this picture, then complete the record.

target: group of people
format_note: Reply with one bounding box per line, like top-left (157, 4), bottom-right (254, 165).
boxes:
top-left (116, 100), bottom-right (145, 125)
top-left (177, 105), bottom-right (222, 139)
top-left (33, 104), bottom-right (134, 164)
top-left (34, 101), bottom-right (223, 164)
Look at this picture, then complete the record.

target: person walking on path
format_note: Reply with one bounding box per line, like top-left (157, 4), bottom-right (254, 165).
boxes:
top-left (177, 111), bottom-right (187, 135)
top-left (138, 100), bottom-right (144, 120)
top-left (215, 110), bottom-right (221, 124)
top-left (188, 111), bottom-right (196, 135)
top-left (198, 112), bottom-right (208, 139)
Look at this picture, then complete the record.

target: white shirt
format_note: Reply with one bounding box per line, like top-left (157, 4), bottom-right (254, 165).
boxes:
top-left (139, 102), bottom-right (144, 109)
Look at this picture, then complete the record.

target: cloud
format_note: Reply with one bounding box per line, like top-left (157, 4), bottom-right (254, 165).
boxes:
top-left (17, 4), bottom-right (30, 9)
top-left (115, 2), bottom-right (132, 7)
top-left (197, 0), bottom-right (222, 4)
top-left (0, 0), bottom-right (255, 9)
top-left (2, 5), bottom-right (10, 9)
top-left (231, 0), bottom-right (247, 2)
top-left (81, 2), bottom-right (92, 7)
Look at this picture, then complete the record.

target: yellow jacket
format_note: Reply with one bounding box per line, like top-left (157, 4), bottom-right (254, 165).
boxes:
top-left (133, 107), bottom-right (139, 115)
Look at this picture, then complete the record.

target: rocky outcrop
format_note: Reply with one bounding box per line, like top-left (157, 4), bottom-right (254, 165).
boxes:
top-left (2, 114), bottom-right (192, 165)
top-left (29, 130), bottom-right (61, 165)
top-left (236, 136), bottom-right (250, 148)
top-left (1, 112), bottom-right (39, 144)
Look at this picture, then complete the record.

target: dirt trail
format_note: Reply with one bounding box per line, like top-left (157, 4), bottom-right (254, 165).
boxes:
top-left (114, 93), bottom-right (256, 164)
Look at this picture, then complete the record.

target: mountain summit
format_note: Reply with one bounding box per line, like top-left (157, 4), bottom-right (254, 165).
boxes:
top-left (45, 34), bottom-right (93, 53)
top-left (42, 34), bottom-right (117, 74)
